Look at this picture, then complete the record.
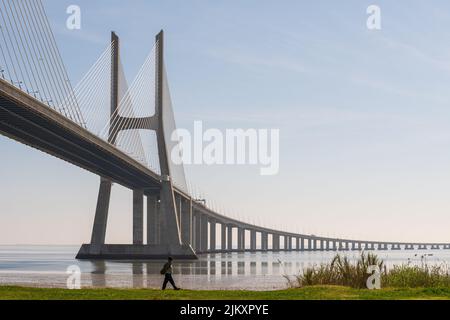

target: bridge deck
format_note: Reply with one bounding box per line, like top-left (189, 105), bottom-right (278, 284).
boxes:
top-left (0, 79), bottom-right (163, 191)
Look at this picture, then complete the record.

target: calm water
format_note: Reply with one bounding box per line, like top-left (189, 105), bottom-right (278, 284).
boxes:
top-left (0, 246), bottom-right (449, 290)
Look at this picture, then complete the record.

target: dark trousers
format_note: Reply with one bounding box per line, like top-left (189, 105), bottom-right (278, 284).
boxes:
top-left (162, 273), bottom-right (177, 290)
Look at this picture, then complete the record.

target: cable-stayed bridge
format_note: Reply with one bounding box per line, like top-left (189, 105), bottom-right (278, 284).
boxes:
top-left (0, 0), bottom-right (449, 259)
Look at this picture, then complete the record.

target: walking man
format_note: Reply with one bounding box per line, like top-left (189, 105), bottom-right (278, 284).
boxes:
top-left (161, 257), bottom-right (180, 290)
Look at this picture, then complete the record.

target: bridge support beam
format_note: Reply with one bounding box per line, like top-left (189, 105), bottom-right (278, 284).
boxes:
top-left (133, 189), bottom-right (144, 245)
top-left (227, 226), bottom-right (233, 251)
top-left (180, 198), bottom-right (192, 246)
top-left (147, 195), bottom-right (158, 245)
top-left (261, 232), bottom-right (268, 251)
top-left (273, 234), bottom-right (280, 251)
top-left (209, 219), bottom-right (216, 252)
top-left (238, 228), bottom-right (245, 251)
top-left (200, 214), bottom-right (208, 252)
top-left (250, 230), bottom-right (257, 251)
top-left (221, 224), bottom-right (227, 252)
top-left (89, 178), bottom-right (112, 252)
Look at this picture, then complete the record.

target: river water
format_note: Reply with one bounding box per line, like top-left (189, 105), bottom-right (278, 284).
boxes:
top-left (0, 245), bottom-right (449, 290)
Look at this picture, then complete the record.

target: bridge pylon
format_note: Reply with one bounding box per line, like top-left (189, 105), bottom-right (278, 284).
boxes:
top-left (76, 31), bottom-right (196, 260)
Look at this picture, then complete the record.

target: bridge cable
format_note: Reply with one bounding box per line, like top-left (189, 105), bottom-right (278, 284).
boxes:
top-left (34, 0), bottom-right (85, 125)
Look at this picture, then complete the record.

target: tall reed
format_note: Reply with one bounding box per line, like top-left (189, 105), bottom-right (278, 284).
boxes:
top-left (291, 252), bottom-right (450, 289)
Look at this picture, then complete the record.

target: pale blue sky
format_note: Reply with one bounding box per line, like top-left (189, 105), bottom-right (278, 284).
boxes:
top-left (1, 0), bottom-right (450, 244)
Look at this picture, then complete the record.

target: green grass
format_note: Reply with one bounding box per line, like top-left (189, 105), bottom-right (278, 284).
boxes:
top-left (1, 285), bottom-right (450, 300)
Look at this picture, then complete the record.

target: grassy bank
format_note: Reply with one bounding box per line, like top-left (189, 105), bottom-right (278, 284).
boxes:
top-left (1, 285), bottom-right (450, 300)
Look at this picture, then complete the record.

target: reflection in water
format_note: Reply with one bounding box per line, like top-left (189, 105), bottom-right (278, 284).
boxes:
top-left (86, 253), bottom-right (307, 289)
top-left (1, 247), bottom-right (450, 290)
top-left (83, 252), bottom-right (412, 289)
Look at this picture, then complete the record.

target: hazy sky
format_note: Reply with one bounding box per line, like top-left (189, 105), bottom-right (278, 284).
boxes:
top-left (1, 0), bottom-right (450, 245)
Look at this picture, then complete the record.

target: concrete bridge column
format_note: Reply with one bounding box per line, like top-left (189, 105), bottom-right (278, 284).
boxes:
top-left (146, 194), bottom-right (158, 245)
top-left (320, 240), bottom-right (325, 251)
top-left (221, 224), bottom-right (227, 252)
top-left (180, 198), bottom-right (192, 246)
top-left (192, 212), bottom-right (200, 252)
top-left (250, 230), bottom-right (257, 251)
top-left (238, 228), bottom-right (245, 251)
top-left (284, 236), bottom-right (289, 251)
top-left (288, 237), bottom-right (293, 250)
top-left (175, 195), bottom-right (182, 229)
top-left (227, 226), bottom-right (233, 251)
top-left (90, 178), bottom-right (112, 250)
top-left (261, 232), bottom-right (268, 251)
top-left (209, 219), bottom-right (216, 252)
top-left (193, 212), bottom-right (199, 251)
top-left (295, 238), bottom-right (300, 251)
top-left (273, 234), bottom-right (280, 251)
top-left (308, 238), bottom-right (312, 251)
top-left (300, 238), bottom-right (305, 251)
top-left (313, 239), bottom-right (317, 251)
top-left (133, 189), bottom-right (144, 245)
top-left (200, 214), bottom-right (208, 252)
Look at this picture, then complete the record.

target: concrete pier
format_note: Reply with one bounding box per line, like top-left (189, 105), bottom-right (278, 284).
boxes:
top-left (133, 189), bottom-right (144, 245)
top-left (209, 219), bottom-right (216, 252)
top-left (90, 178), bottom-right (112, 252)
top-left (200, 214), bottom-right (208, 252)
top-left (250, 230), bottom-right (257, 251)
top-left (180, 198), bottom-right (192, 245)
top-left (261, 232), bottom-right (268, 251)
top-left (238, 228), bottom-right (245, 251)
top-left (273, 234), bottom-right (280, 251)
top-left (221, 224), bottom-right (227, 252)
top-left (227, 226), bottom-right (233, 251)
top-left (146, 195), bottom-right (158, 245)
